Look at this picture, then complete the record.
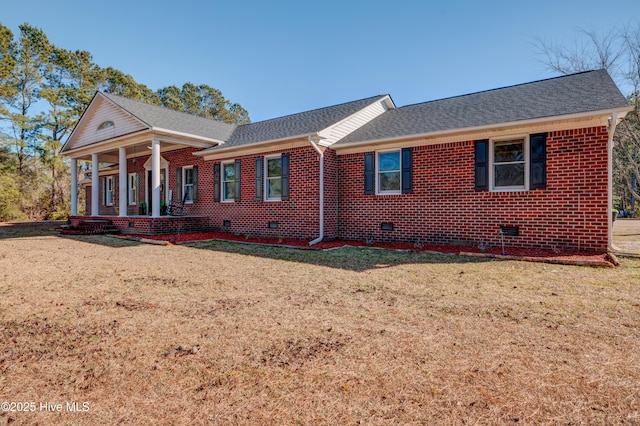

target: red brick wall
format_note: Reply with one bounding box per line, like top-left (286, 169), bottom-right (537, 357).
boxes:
top-left (337, 126), bottom-right (609, 252)
top-left (204, 146), bottom-right (323, 240)
top-left (323, 148), bottom-right (339, 239)
top-left (81, 126), bottom-right (609, 251)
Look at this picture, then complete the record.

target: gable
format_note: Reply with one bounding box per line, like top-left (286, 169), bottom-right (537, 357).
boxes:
top-left (62, 94), bottom-right (149, 152)
top-left (317, 96), bottom-right (392, 146)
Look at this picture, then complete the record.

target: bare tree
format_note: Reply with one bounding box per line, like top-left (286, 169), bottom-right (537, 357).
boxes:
top-left (534, 25), bottom-right (640, 214)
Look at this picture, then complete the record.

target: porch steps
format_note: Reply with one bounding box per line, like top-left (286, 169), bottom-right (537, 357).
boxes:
top-left (60, 219), bottom-right (120, 236)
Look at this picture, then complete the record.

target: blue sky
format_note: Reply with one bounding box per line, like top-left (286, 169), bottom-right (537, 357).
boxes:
top-left (3, 0), bottom-right (639, 122)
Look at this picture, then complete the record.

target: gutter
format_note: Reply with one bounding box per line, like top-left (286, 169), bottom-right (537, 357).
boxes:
top-left (608, 112), bottom-right (619, 252)
top-left (308, 135), bottom-right (324, 246)
top-left (194, 132), bottom-right (316, 157)
top-left (333, 107), bottom-right (633, 152)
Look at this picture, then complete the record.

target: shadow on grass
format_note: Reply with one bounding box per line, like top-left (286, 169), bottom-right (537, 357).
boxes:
top-left (0, 221), bottom-right (65, 240)
top-left (0, 222), bottom-right (143, 248)
top-left (184, 239), bottom-right (492, 272)
top-left (59, 234), bottom-right (144, 248)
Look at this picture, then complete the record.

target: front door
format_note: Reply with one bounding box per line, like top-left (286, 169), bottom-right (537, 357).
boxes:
top-left (146, 169), bottom-right (166, 215)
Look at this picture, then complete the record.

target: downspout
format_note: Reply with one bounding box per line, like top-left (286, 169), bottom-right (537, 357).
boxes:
top-left (308, 135), bottom-right (324, 245)
top-left (608, 112), bottom-right (619, 252)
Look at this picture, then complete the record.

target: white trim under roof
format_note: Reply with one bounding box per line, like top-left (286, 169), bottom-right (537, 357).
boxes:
top-left (194, 133), bottom-right (315, 160)
top-left (333, 107), bottom-right (632, 154)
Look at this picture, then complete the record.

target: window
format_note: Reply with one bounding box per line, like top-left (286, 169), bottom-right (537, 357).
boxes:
top-left (491, 137), bottom-right (528, 190)
top-left (183, 166), bottom-right (195, 203)
top-left (222, 161), bottom-right (237, 202)
top-left (475, 134), bottom-right (546, 192)
top-left (377, 150), bottom-right (401, 194)
top-left (104, 176), bottom-right (114, 206)
top-left (216, 160), bottom-right (240, 202)
top-left (364, 148), bottom-right (412, 195)
top-left (265, 156), bottom-right (282, 201)
top-left (97, 120), bottom-right (114, 130)
top-left (128, 173), bottom-right (138, 205)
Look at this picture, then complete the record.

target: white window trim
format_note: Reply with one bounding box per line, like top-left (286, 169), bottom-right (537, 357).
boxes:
top-left (376, 149), bottom-right (402, 195)
top-left (264, 155), bottom-right (282, 202)
top-left (128, 173), bottom-right (137, 205)
top-left (182, 165), bottom-right (194, 204)
top-left (221, 160), bottom-right (236, 203)
top-left (105, 176), bottom-right (114, 206)
top-left (490, 135), bottom-right (529, 192)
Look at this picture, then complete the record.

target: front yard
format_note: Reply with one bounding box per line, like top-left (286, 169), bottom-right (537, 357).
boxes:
top-left (0, 222), bottom-right (639, 424)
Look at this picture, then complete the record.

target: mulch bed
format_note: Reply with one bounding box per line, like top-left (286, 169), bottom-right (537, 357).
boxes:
top-left (117, 231), bottom-right (615, 267)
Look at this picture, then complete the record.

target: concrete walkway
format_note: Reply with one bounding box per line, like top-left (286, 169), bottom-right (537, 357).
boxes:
top-left (613, 218), bottom-right (640, 257)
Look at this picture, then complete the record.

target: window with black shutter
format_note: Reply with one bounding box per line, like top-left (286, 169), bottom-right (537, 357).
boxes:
top-left (365, 149), bottom-right (413, 195)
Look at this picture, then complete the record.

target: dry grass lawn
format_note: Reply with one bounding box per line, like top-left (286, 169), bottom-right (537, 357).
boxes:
top-left (1, 222), bottom-right (639, 425)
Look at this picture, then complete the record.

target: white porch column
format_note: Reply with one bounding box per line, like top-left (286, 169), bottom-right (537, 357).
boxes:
top-left (119, 147), bottom-right (127, 217)
top-left (91, 153), bottom-right (99, 216)
top-left (151, 139), bottom-right (161, 218)
top-left (70, 158), bottom-right (78, 216)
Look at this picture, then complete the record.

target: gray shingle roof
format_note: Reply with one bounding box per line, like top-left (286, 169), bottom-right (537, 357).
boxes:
top-left (102, 92), bottom-right (237, 142)
top-left (215, 94), bottom-right (389, 149)
top-left (335, 70), bottom-right (629, 146)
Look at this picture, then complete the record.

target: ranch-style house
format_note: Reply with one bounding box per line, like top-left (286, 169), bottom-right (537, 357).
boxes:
top-left (61, 70), bottom-right (631, 252)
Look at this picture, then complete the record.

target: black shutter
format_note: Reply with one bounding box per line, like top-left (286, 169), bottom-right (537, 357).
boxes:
top-left (474, 140), bottom-right (489, 191)
top-left (281, 153), bottom-right (290, 201)
top-left (101, 177), bottom-right (106, 206)
top-left (401, 147), bottom-right (412, 194)
top-left (255, 157), bottom-right (263, 201)
top-left (364, 152), bottom-right (375, 194)
top-left (175, 167), bottom-right (182, 201)
top-left (530, 133), bottom-right (547, 189)
top-left (234, 159), bottom-right (241, 202)
top-left (213, 163), bottom-right (220, 202)
top-left (192, 166), bottom-right (199, 202)
top-left (135, 173), bottom-right (140, 203)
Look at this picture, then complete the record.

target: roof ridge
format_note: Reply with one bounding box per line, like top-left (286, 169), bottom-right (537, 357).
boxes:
top-left (397, 70), bottom-right (603, 110)
top-left (239, 94), bottom-right (389, 127)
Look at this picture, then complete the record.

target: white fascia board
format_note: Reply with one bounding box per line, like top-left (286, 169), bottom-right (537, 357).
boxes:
top-left (62, 128), bottom-right (220, 159)
top-left (194, 133), bottom-right (315, 158)
top-left (333, 107), bottom-right (633, 151)
top-left (62, 129), bottom-right (155, 158)
top-left (151, 127), bottom-right (225, 145)
top-left (61, 92), bottom-right (100, 154)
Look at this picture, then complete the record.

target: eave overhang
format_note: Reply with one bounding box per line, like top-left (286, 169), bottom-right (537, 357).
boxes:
top-left (62, 127), bottom-right (223, 160)
top-left (333, 107), bottom-right (633, 155)
top-left (194, 133), bottom-right (316, 161)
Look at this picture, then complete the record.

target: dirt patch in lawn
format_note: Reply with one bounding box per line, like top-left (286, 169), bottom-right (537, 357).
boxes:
top-left (1, 222), bottom-right (639, 425)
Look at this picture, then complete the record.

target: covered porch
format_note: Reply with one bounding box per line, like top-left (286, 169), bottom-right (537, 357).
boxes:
top-left (60, 91), bottom-right (230, 226)
top-left (69, 136), bottom-right (207, 220)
